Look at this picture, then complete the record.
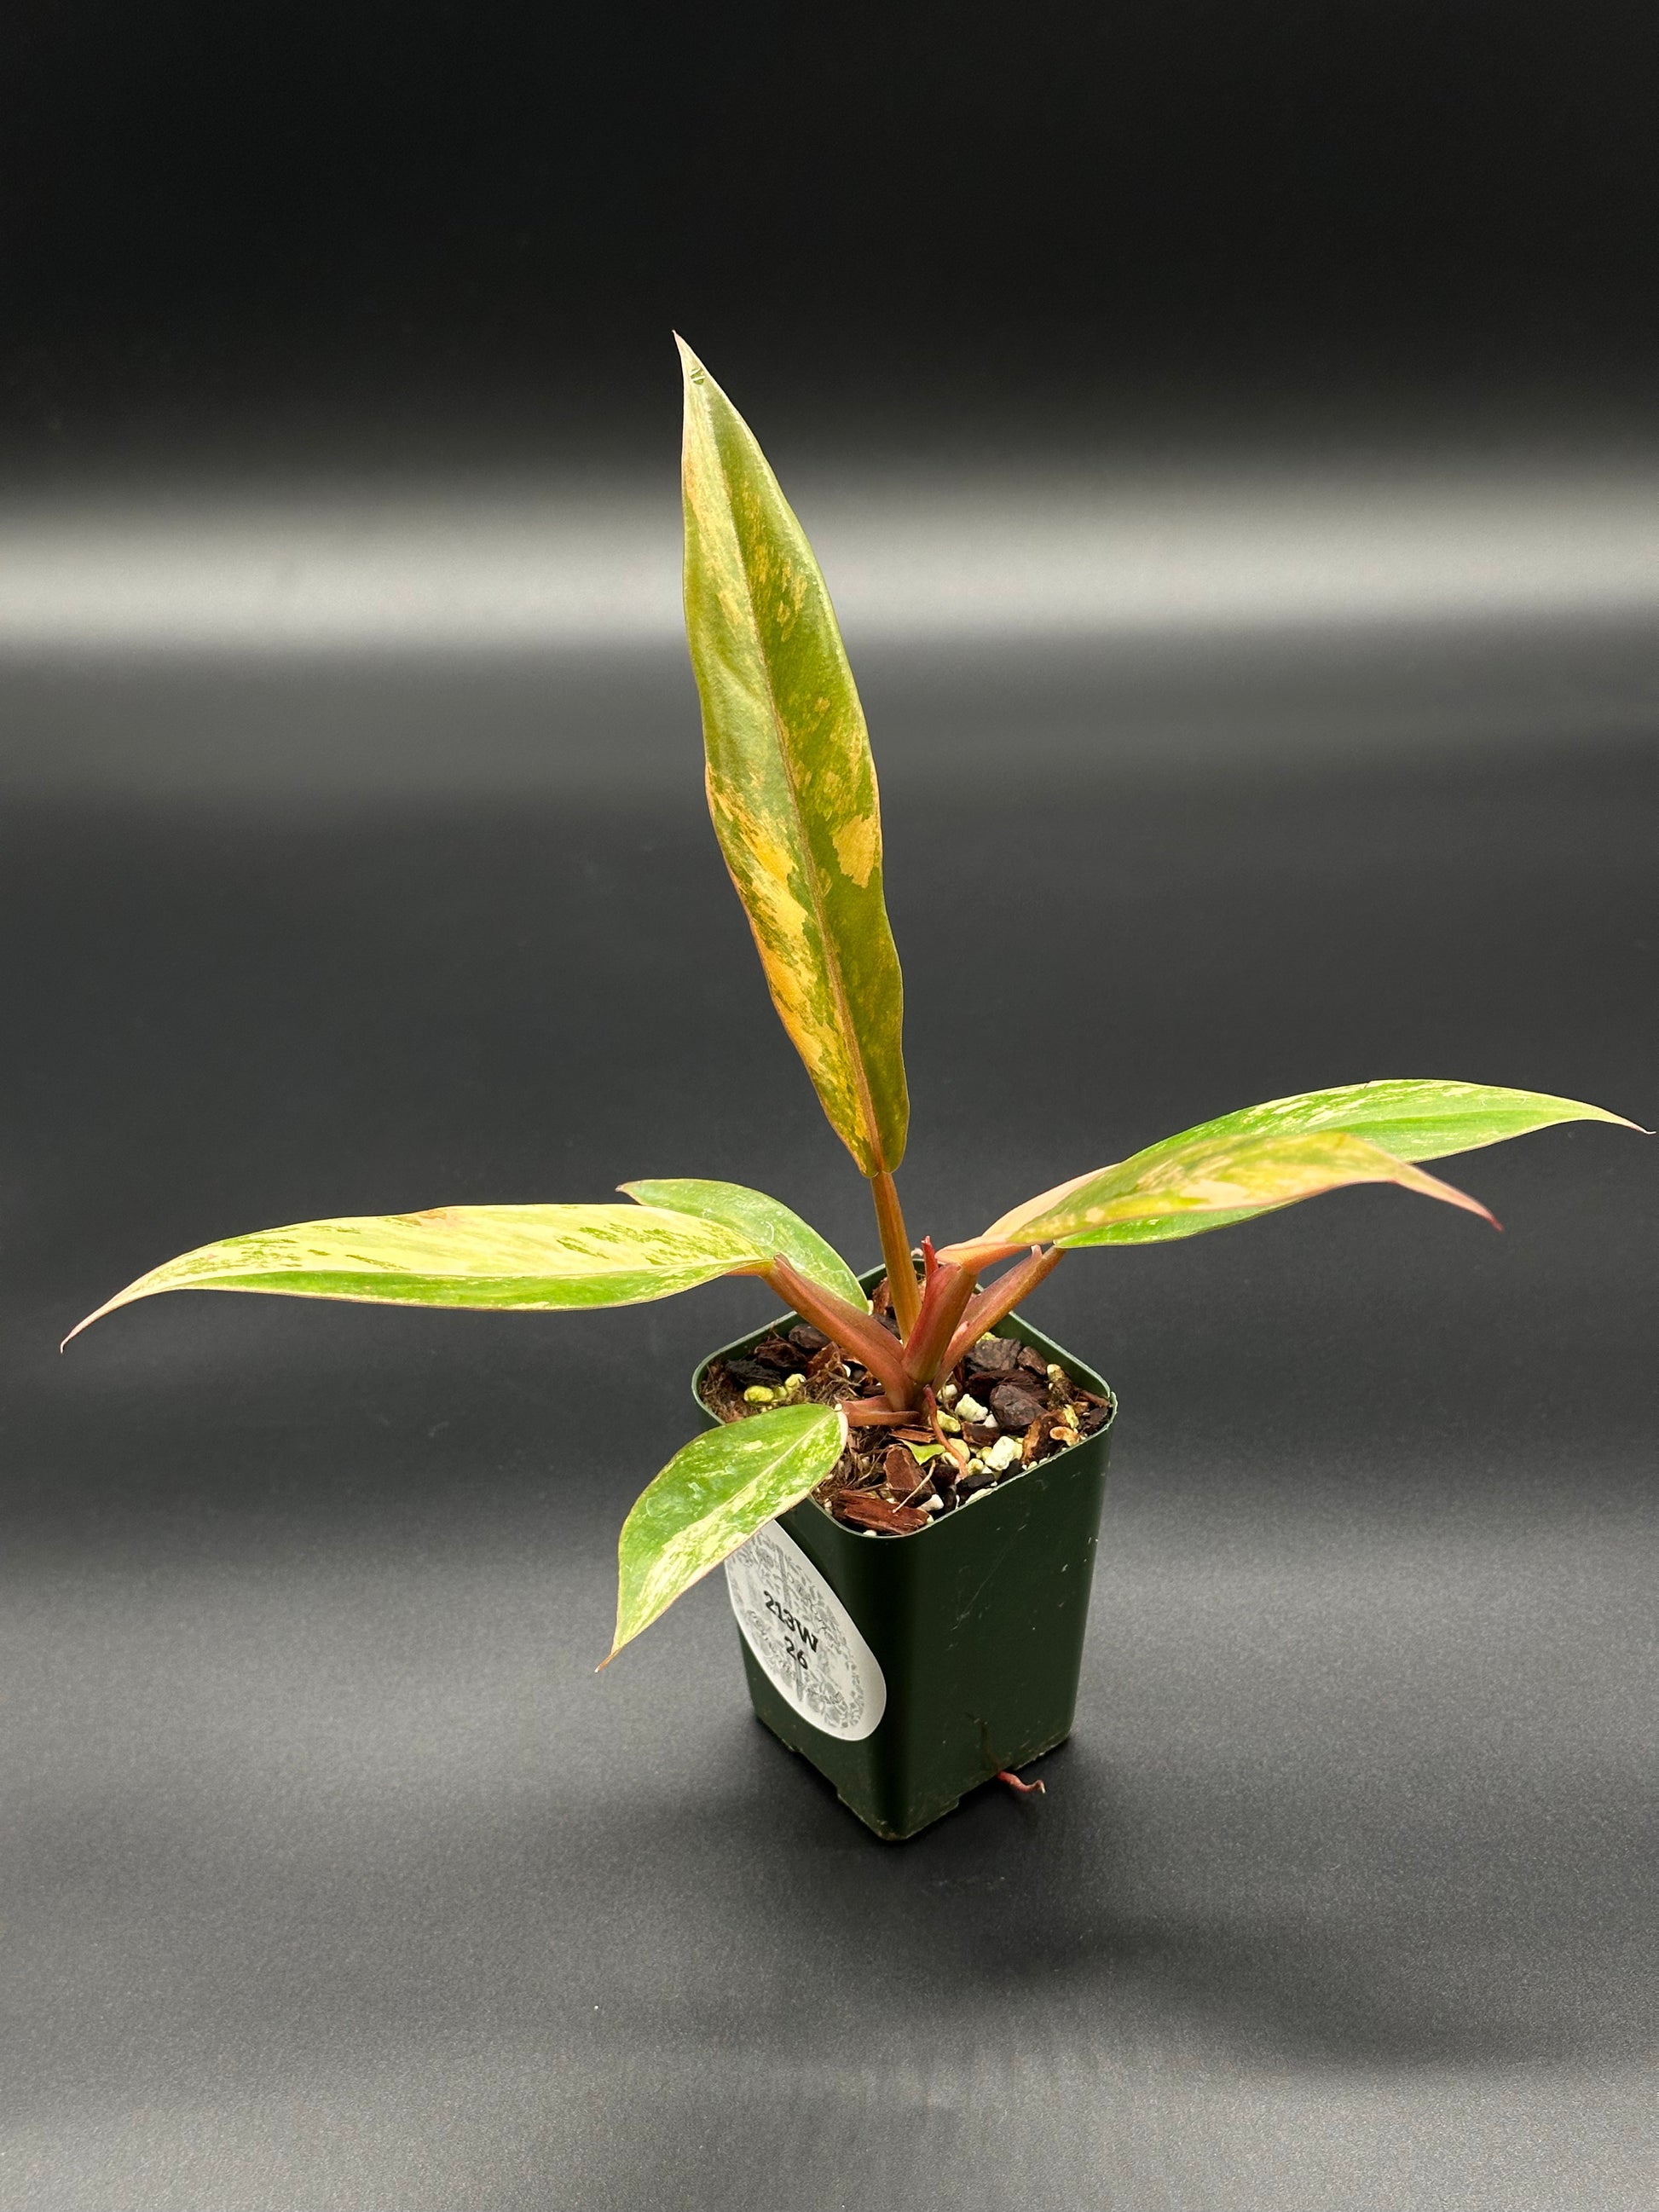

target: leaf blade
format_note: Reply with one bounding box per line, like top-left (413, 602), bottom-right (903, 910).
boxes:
top-left (1016, 1129), bottom-right (1498, 1245)
top-left (608, 1402), bottom-right (847, 1660)
top-left (66, 1204), bottom-right (767, 1341)
top-left (977, 1079), bottom-right (1639, 1249)
top-left (619, 1177), bottom-right (869, 1309)
top-left (678, 338), bottom-right (908, 1176)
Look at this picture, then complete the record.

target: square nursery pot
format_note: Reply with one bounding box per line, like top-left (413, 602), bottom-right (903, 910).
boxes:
top-left (693, 1272), bottom-right (1115, 1841)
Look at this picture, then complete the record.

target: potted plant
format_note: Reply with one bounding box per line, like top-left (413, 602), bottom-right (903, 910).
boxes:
top-left (68, 340), bottom-right (1639, 1840)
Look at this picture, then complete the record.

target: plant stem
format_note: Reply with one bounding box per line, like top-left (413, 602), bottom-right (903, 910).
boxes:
top-left (763, 1256), bottom-right (917, 1409)
top-left (901, 1259), bottom-right (980, 1388)
top-left (942, 1245), bottom-right (1066, 1371)
top-left (869, 1169), bottom-right (922, 1336)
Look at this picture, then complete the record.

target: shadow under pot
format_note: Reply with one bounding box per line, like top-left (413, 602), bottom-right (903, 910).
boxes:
top-left (692, 1270), bottom-right (1115, 1841)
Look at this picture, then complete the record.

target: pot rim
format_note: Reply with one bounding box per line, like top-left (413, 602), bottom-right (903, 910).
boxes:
top-left (691, 1263), bottom-right (1116, 1536)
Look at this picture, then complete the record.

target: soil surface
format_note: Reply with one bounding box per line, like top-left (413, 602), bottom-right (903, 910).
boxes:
top-left (702, 1276), bottom-right (1113, 1535)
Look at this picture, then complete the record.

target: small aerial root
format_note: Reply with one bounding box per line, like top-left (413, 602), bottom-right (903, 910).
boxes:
top-left (997, 1768), bottom-right (1045, 1798)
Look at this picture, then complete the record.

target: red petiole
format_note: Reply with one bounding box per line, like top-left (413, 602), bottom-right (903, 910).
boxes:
top-left (766, 1229), bottom-right (1070, 1412)
top-left (942, 1245), bottom-right (1064, 1372)
top-left (901, 1244), bottom-right (980, 1384)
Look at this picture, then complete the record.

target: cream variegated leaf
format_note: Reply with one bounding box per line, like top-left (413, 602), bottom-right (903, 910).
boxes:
top-left (967, 1080), bottom-right (1639, 1251)
top-left (679, 338), bottom-right (908, 1177)
top-left (66, 1204), bottom-right (770, 1341)
top-left (986, 1129), bottom-right (1496, 1246)
top-left (619, 1177), bottom-right (869, 1308)
top-left (607, 1402), bottom-right (847, 1660)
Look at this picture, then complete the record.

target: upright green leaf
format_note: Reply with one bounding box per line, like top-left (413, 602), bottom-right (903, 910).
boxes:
top-left (974, 1079), bottom-right (1639, 1250)
top-left (66, 1204), bottom-right (769, 1341)
top-left (678, 338), bottom-right (908, 1177)
top-left (619, 1177), bottom-right (869, 1309)
top-left (607, 1401), bottom-right (847, 1660)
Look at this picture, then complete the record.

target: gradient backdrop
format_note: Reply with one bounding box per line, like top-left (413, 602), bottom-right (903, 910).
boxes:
top-left (2, 8), bottom-right (1656, 2208)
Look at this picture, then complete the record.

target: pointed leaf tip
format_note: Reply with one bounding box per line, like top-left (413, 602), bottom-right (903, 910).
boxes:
top-left (679, 350), bottom-right (909, 1177)
top-left (65, 1204), bottom-right (772, 1338)
top-left (981, 1079), bottom-right (1635, 1250)
top-left (62, 1281), bottom-right (153, 1349)
top-left (605, 1401), bottom-right (847, 1663)
top-left (988, 1129), bottom-right (1501, 1248)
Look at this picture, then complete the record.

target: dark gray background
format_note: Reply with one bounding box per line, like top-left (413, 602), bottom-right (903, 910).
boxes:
top-left (3, 703), bottom-right (1654, 2210)
top-left (3, 3), bottom-right (1657, 2205)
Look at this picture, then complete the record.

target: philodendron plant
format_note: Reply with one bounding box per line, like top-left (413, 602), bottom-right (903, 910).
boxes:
top-left (70, 340), bottom-right (1638, 1666)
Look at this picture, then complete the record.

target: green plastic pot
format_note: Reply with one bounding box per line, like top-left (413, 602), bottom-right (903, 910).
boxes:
top-left (692, 1271), bottom-right (1115, 1841)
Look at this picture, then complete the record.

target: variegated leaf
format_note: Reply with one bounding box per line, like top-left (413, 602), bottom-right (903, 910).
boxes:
top-left (989, 1129), bottom-right (1494, 1245)
top-left (619, 1176), bottom-right (869, 1308)
top-left (678, 338), bottom-right (908, 1177)
top-left (974, 1079), bottom-right (1639, 1250)
top-left (66, 1204), bottom-right (769, 1342)
top-left (607, 1401), bottom-right (847, 1660)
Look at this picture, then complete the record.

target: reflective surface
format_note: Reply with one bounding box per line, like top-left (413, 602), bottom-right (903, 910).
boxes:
top-left (2, 679), bottom-right (1652, 2206)
top-left (7, 0), bottom-right (1658, 2194)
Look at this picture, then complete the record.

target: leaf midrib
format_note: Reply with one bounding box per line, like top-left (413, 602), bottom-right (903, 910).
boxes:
top-left (710, 402), bottom-right (891, 1176)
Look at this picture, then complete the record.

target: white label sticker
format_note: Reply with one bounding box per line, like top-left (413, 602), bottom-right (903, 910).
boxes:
top-left (725, 1519), bottom-right (887, 1741)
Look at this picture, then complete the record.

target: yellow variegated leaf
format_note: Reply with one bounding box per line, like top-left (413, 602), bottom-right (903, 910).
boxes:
top-left (970, 1079), bottom-right (1639, 1250)
top-left (940, 1131), bottom-right (1498, 1260)
top-left (619, 1177), bottom-right (869, 1308)
top-left (66, 1204), bottom-right (768, 1341)
top-left (678, 338), bottom-right (908, 1177)
top-left (607, 1401), bottom-right (847, 1660)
